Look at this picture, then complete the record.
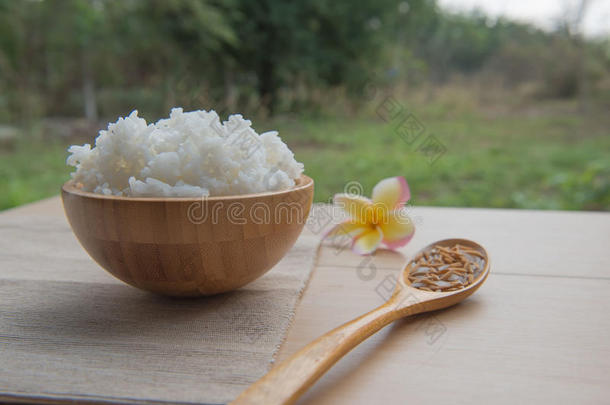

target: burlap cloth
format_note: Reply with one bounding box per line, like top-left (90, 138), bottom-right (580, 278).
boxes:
top-left (0, 215), bottom-right (319, 404)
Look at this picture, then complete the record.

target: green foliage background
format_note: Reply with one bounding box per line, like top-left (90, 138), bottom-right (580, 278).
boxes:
top-left (0, 0), bottom-right (608, 211)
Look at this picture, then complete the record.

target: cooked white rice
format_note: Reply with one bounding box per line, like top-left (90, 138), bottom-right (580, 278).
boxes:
top-left (66, 108), bottom-right (304, 197)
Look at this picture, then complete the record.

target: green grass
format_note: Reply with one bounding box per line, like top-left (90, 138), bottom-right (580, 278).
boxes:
top-left (0, 137), bottom-right (72, 210)
top-left (1, 99), bottom-right (609, 211)
top-left (267, 103), bottom-right (610, 211)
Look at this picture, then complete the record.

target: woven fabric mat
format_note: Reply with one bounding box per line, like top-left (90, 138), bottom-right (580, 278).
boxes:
top-left (0, 215), bottom-right (319, 405)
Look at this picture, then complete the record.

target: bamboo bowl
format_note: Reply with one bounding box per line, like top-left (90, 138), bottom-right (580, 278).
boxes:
top-left (61, 175), bottom-right (314, 296)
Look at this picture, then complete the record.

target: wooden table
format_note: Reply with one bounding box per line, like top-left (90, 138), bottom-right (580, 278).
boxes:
top-left (3, 198), bottom-right (610, 404)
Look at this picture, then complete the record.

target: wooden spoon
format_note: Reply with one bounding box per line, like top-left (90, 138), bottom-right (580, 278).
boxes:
top-left (231, 238), bottom-right (490, 405)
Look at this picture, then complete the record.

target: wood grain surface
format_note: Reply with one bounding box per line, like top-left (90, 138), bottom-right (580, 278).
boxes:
top-left (279, 204), bottom-right (610, 405)
top-left (0, 209), bottom-right (319, 405)
top-left (2, 200), bottom-right (610, 404)
top-left (232, 239), bottom-right (490, 404)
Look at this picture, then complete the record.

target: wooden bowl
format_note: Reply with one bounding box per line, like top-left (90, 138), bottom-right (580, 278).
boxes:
top-left (61, 175), bottom-right (314, 296)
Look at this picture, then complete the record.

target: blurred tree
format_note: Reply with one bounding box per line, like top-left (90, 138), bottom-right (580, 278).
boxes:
top-left (45, 0), bottom-right (106, 121)
top-left (224, 0), bottom-right (399, 114)
top-left (0, 0), bottom-right (45, 121)
top-left (564, 0), bottom-right (593, 112)
top-left (0, 0), bottom-right (608, 121)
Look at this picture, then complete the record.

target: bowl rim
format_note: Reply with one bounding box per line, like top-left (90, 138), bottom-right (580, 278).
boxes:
top-left (62, 174), bottom-right (314, 202)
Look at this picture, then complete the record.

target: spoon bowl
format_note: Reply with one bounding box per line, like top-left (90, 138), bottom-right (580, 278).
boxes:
top-left (389, 238), bottom-right (490, 316)
top-left (232, 238), bottom-right (490, 405)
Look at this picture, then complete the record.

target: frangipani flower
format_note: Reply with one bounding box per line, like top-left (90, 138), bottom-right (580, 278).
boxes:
top-left (327, 177), bottom-right (415, 255)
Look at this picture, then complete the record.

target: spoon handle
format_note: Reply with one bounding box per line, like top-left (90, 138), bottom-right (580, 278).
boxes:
top-left (231, 300), bottom-right (409, 405)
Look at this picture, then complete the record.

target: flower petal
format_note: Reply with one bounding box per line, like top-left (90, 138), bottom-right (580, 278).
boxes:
top-left (371, 176), bottom-right (411, 210)
top-left (333, 193), bottom-right (373, 222)
top-left (379, 208), bottom-right (415, 249)
top-left (324, 220), bottom-right (369, 239)
top-left (352, 226), bottom-right (383, 255)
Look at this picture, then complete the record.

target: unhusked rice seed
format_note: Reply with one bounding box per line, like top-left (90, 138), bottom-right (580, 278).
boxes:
top-left (407, 243), bottom-right (485, 292)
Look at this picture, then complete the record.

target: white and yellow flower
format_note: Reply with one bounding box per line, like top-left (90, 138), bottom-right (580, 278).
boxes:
top-left (326, 177), bottom-right (415, 255)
